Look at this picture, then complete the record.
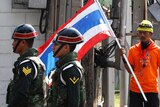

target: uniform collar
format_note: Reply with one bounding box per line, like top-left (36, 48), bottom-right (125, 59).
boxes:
top-left (56, 52), bottom-right (78, 68)
top-left (18, 48), bottom-right (38, 61)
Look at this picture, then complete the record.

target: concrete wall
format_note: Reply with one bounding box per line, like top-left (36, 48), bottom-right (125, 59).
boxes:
top-left (0, 0), bottom-right (45, 106)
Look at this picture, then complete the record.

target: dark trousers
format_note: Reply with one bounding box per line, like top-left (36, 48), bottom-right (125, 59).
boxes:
top-left (129, 91), bottom-right (159, 107)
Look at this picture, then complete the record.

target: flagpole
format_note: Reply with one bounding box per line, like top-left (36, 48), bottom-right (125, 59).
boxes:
top-left (95, 0), bottom-right (147, 101)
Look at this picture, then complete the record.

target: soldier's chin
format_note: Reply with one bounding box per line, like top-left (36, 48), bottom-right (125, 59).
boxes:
top-left (53, 54), bottom-right (58, 58)
top-left (13, 48), bottom-right (17, 53)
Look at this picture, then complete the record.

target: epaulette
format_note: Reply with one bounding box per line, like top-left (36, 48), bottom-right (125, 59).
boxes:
top-left (60, 61), bottom-right (84, 85)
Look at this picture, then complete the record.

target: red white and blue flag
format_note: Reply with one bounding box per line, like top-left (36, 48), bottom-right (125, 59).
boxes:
top-left (38, 0), bottom-right (113, 76)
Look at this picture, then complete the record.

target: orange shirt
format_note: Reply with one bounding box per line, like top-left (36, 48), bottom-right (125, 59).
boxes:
top-left (128, 40), bottom-right (160, 93)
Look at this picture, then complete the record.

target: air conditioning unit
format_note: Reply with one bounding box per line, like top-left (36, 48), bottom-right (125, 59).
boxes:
top-left (12, 0), bottom-right (47, 9)
top-left (28, 0), bottom-right (47, 9)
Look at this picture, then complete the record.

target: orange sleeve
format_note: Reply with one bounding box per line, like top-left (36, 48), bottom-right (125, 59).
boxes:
top-left (128, 48), bottom-right (134, 66)
top-left (157, 48), bottom-right (160, 67)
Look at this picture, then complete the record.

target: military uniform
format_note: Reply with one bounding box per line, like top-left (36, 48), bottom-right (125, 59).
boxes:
top-left (7, 24), bottom-right (47, 107)
top-left (7, 48), bottom-right (46, 107)
top-left (47, 27), bottom-right (86, 107)
top-left (47, 52), bottom-right (86, 107)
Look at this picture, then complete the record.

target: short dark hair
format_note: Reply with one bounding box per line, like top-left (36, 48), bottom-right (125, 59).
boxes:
top-left (25, 38), bottom-right (34, 48)
top-left (69, 44), bottom-right (76, 52)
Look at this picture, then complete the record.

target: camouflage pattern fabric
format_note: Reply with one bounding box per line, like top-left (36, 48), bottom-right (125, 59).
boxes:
top-left (47, 52), bottom-right (86, 107)
top-left (6, 48), bottom-right (46, 107)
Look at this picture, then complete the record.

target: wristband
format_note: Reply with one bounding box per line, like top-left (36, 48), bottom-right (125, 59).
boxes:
top-left (122, 58), bottom-right (127, 64)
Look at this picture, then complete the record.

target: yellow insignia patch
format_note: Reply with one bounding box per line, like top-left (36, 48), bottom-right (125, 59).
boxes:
top-left (22, 67), bottom-right (31, 76)
top-left (69, 77), bottom-right (79, 84)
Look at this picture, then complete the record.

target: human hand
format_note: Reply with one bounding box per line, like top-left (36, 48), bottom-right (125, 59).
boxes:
top-left (119, 48), bottom-right (126, 56)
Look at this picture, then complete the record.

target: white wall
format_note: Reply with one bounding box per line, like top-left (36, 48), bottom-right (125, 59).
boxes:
top-left (0, 0), bottom-right (45, 106)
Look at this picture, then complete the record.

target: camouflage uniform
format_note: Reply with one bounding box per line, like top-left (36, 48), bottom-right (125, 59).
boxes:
top-left (47, 52), bottom-right (86, 107)
top-left (7, 48), bottom-right (46, 107)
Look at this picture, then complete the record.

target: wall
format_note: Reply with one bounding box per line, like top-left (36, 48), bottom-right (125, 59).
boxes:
top-left (0, 0), bottom-right (45, 106)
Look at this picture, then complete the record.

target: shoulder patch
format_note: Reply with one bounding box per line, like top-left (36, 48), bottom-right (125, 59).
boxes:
top-left (22, 67), bottom-right (32, 76)
top-left (69, 77), bottom-right (79, 84)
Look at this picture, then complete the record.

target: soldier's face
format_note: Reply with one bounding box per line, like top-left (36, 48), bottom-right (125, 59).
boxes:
top-left (52, 42), bottom-right (70, 58)
top-left (12, 39), bottom-right (25, 55)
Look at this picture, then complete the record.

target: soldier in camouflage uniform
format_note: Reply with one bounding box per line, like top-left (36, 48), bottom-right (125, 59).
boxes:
top-left (6, 24), bottom-right (46, 107)
top-left (47, 27), bottom-right (86, 107)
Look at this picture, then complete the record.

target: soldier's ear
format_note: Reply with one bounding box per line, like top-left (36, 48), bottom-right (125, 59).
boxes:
top-left (20, 40), bottom-right (25, 45)
top-left (64, 44), bottom-right (70, 52)
top-left (21, 40), bottom-right (28, 47)
top-left (23, 40), bottom-right (27, 44)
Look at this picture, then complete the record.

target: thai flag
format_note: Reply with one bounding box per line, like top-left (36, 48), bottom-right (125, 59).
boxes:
top-left (38, 0), bottom-right (113, 76)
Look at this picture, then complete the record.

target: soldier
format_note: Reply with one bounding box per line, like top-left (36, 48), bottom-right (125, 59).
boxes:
top-left (47, 27), bottom-right (86, 107)
top-left (6, 24), bottom-right (46, 107)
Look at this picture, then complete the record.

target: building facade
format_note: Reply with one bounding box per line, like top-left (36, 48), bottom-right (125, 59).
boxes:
top-left (0, 0), bottom-right (45, 106)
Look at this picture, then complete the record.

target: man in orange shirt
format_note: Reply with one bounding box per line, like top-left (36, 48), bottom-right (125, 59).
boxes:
top-left (121, 20), bottom-right (160, 107)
